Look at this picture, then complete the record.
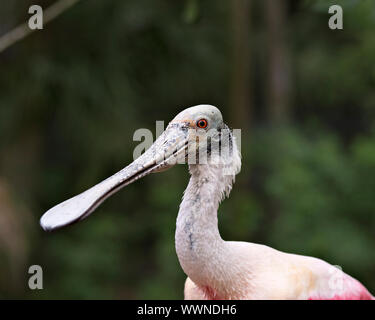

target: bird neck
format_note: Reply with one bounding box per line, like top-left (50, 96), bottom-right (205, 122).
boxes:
top-left (175, 162), bottom-right (240, 298)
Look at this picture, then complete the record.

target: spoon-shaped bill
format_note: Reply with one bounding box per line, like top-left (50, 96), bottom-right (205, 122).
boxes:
top-left (40, 125), bottom-right (188, 231)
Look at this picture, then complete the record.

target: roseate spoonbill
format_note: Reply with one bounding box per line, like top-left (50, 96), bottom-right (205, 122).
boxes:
top-left (40, 105), bottom-right (374, 300)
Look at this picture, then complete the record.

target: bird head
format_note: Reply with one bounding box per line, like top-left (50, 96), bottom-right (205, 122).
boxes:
top-left (40, 104), bottom-right (241, 231)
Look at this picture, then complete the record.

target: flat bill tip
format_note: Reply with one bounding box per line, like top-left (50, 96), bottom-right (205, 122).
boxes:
top-left (40, 214), bottom-right (58, 232)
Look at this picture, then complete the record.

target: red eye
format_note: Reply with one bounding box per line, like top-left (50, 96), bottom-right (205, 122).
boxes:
top-left (197, 119), bottom-right (208, 128)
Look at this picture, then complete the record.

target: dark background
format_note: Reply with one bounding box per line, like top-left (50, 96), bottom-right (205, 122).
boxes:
top-left (0, 0), bottom-right (375, 299)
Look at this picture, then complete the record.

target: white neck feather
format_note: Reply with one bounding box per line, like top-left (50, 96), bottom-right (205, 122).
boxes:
top-left (175, 140), bottom-right (248, 299)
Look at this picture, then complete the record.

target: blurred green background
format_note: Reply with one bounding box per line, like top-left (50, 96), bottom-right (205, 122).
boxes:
top-left (1, 0), bottom-right (375, 299)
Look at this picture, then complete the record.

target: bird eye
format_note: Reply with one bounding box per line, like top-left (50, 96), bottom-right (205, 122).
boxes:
top-left (196, 119), bottom-right (208, 129)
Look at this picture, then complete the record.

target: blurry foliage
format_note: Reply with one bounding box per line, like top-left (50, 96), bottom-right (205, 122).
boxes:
top-left (0, 0), bottom-right (374, 299)
top-left (183, 0), bottom-right (200, 24)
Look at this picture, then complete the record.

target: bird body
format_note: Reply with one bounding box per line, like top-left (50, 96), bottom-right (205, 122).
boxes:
top-left (183, 250), bottom-right (374, 300)
top-left (176, 154), bottom-right (373, 300)
top-left (40, 104), bottom-right (374, 300)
